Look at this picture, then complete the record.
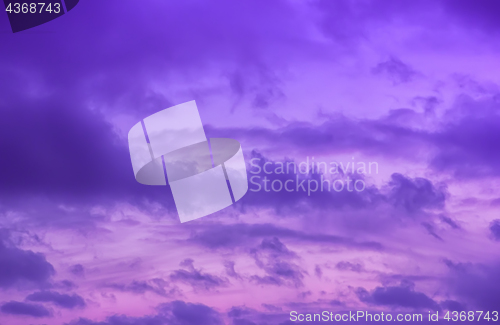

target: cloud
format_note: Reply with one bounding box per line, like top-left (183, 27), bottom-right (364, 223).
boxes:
top-left (489, 219), bottom-right (500, 241)
top-left (314, 265), bottom-right (323, 278)
top-left (207, 93), bottom-right (500, 182)
top-left (169, 259), bottom-right (228, 291)
top-left (228, 308), bottom-right (258, 325)
top-left (25, 291), bottom-right (85, 309)
top-left (430, 95), bottom-right (500, 178)
top-left (440, 215), bottom-right (460, 229)
top-left (261, 303), bottom-right (283, 312)
top-left (189, 223), bottom-right (383, 251)
top-left (67, 300), bottom-right (223, 325)
top-left (161, 300), bottom-right (224, 325)
top-left (0, 1), bottom-right (499, 324)
top-left (69, 264), bottom-right (85, 277)
top-left (314, 0), bottom-right (500, 44)
top-left (0, 99), bottom-right (175, 214)
top-left (239, 151), bottom-right (384, 214)
top-left (440, 300), bottom-right (466, 312)
top-left (421, 222), bottom-right (444, 241)
top-left (0, 301), bottom-right (51, 318)
top-left (207, 115), bottom-right (426, 160)
top-left (336, 261), bottom-right (364, 272)
top-left (442, 0), bottom-right (500, 32)
top-left (227, 305), bottom-right (287, 325)
top-left (444, 260), bottom-right (500, 310)
top-left (250, 237), bottom-right (304, 287)
top-left (56, 280), bottom-right (79, 290)
top-left (356, 282), bottom-right (440, 310)
top-left (0, 87), bottom-right (183, 234)
top-left (233, 318), bottom-right (257, 325)
top-left (388, 173), bottom-right (446, 214)
top-left (228, 65), bottom-right (285, 111)
top-left (105, 279), bottom-right (178, 297)
top-left (257, 237), bottom-right (296, 257)
top-left (372, 57), bottom-right (418, 84)
top-left (68, 315), bottom-right (165, 325)
top-left (0, 0), bottom-right (311, 120)
top-left (223, 261), bottom-right (241, 279)
top-left (227, 306), bottom-right (254, 319)
top-left (0, 230), bottom-right (54, 288)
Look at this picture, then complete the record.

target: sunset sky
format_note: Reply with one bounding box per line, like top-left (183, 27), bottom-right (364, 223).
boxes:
top-left (0, 0), bottom-right (499, 324)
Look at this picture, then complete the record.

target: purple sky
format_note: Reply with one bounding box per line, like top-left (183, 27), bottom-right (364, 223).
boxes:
top-left (0, 0), bottom-right (500, 324)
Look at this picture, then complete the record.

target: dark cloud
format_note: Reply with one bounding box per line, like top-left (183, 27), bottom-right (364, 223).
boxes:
top-left (229, 307), bottom-right (258, 325)
top-left (430, 95), bottom-right (500, 178)
top-left (189, 223), bottom-right (383, 251)
top-left (314, 0), bottom-right (500, 44)
top-left (262, 303), bottom-right (282, 312)
top-left (56, 280), bottom-right (78, 291)
top-left (0, 85), bottom-right (183, 232)
top-left (0, 0), bottom-right (497, 220)
top-left (160, 300), bottom-right (224, 325)
top-left (421, 222), bottom-right (444, 241)
top-left (68, 315), bottom-right (165, 325)
top-left (0, 99), bottom-right (176, 215)
top-left (0, 301), bottom-right (51, 318)
top-left (67, 300), bottom-right (223, 325)
top-left (26, 291), bottom-right (85, 309)
top-left (236, 151), bottom-right (384, 215)
top-left (412, 96), bottom-right (441, 115)
top-left (388, 173), bottom-right (446, 214)
top-left (314, 265), bottom-right (323, 278)
top-left (440, 215), bottom-right (460, 229)
top-left (0, 1), bottom-right (498, 324)
top-left (356, 282), bottom-right (440, 310)
top-left (489, 219), bottom-right (500, 241)
top-left (442, 0), bottom-right (500, 32)
top-left (3, 62), bottom-right (494, 234)
top-left (257, 237), bottom-right (296, 257)
top-left (223, 261), bottom-right (241, 279)
top-left (382, 108), bottom-right (423, 127)
top-left (69, 264), bottom-right (85, 277)
top-left (228, 66), bottom-right (284, 111)
top-left (207, 115), bottom-right (426, 160)
top-left (106, 279), bottom-right (177, 297)
top-left (233, 319), bottom-right (257, 325)
top-left (250, 238), bottom-right (304, 287)
top-left (0, 0), bottom-right (334, 229)
top-left (194, 151), bottom-right (450, 238)
top-left (0, 0), bottom-right (310, 119)
top-left (0, 0), bottom-right (316, 228)
top-left (336, 261), bottom-right (364, 272)
top-left (169, 259), bottom-right (228, 291)
top-left (380, 274), bottom-right (436, 284)
top-left (372, 57), bottom-right (418, 84)
top-left (227, 305), bottom-right (287, 325)
top-left (440, 300), bottom-right (466, 312)
top-left (0, 231), bottom-right (54, 288)
top-left (207, 94), bottom-right (500, 182)
top-left (444, 260), bottom-right (500, 310)
top-left (298, 291), bottom-right (313, 299)
top-left (228, 306), bottom-right (253, 318)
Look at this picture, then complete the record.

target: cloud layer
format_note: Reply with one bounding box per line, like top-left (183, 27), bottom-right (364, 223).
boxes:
top-left (0, 0), bottom-right (499, 324)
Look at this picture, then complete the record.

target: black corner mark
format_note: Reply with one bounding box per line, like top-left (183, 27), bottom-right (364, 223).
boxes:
top-left (3, 0), bottom-right (79, 33)
top-left (64, 0), bottom-right (78, 12)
